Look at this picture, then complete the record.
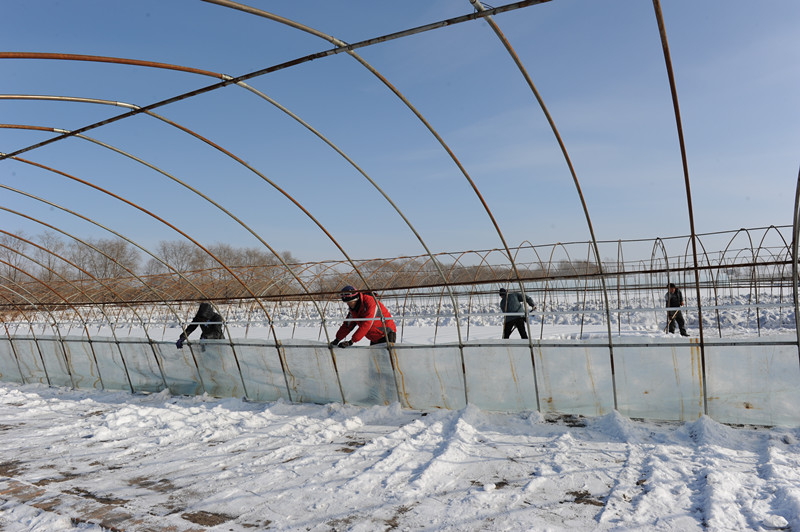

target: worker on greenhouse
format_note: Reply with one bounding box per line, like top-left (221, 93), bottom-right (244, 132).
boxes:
top-left (499, 287), bottom-right (537, 339)
top-left (176, 302), bottom-right (224, 348)
top-left (665, 283), bottom-right (689, 336)
top-left (329, 286), bottom-right (396, 348)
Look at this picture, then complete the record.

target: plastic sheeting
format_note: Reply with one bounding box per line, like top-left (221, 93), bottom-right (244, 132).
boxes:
top-left (391, 344), bottom-right (466, 410)
top-left (0, 338), bottom-right (23, 384)
top-left (463, 341), bottom-right (538, 412)
top-left (234, 340), bottom-right (291, 403)
top-left (11, 337), bottom-right (62, 386)
top-left (62, 338), bottom-right (102, 390)
top-left (705, 338), bottom-right (800, 427)
top-left (116, 339), bottom-right (166, 394)
top-left (335, 346), bottom-right (398, 407)
top-left (281, 339), bottom-right (344, 404)
top-left (1, 334), bottom-right (799, 426)
top-left (613, 337), bottom-right (704, 421)
top-left (184, 341), bottom-right (245, 398)
top-left (534, 341), bottom-right (615, 417)
top-left (156, 342), bottom-right (203, 396)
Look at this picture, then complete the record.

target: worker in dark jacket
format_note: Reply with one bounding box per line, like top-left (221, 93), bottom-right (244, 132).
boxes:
top-left (499, 287), bottom-right (536, 339)
top-left (665, 283), bottom-right (689, 336)
top-left (176, 302), bottom-right (224, 348)
top-left (329, 286), bottom-right (396, 348)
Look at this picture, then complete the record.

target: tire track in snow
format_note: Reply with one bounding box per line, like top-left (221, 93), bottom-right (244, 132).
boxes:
top-left (595, 438), bottom-right (649, 526)
top-left (754, 431), bottom-right (800, 530)
top-left (595, 419), bottom-right (707, 530)
top-left (328, 411), bottom-right (462, 497)
top-left (685, 419), bottom-right (761, 531)
top-left (535, 412), bottom-right (647, 529)
top-left (264, 413), bottom-right (456, 530)
top-left (675, 417), bottom-right (794, 531)
top-left (315, 409), bottom-right (541, 530)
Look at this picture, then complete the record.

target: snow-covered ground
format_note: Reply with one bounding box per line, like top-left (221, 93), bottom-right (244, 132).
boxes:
top-left (1, 383), bottom-right (800, 531)
top-left (2, 295), bottom-right (799, 530)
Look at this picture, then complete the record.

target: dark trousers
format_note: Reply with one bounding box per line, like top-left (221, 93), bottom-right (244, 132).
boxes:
top-left (503, 317), bottom-right (528, 339)
top-left (371, 330), bottom-right (397, 345)
top-left (667, 311), bottom-right (687, 335)
top-left (200, 328), bottom-right (224, 340)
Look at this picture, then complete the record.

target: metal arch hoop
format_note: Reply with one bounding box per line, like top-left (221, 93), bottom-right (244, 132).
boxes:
top-left (0, 198), bottom-right (223, 397)
top-left (652, 0), bottom-right (707, 415)
top-left (792, 166), bottom-right (800, 362)
top-left (0, 269), bottom-right (80, 389)
top-left (0, 234), bottom-right (168, 391)
top-left (468, 0), bottom-right (617, 409)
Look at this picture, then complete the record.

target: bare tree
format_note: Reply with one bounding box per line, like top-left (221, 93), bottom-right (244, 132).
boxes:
top-left (143, 240), bottom-right (197, 275)
top-left (33, 231), bottom-right (68, 281)
top-left (0, 231), bottom-right (31, 284)
top-left (69, 238), bottom-right (140, 280)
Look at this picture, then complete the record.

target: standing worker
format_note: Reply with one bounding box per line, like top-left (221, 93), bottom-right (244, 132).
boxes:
top-left (329, 286), bottom-right (396, 348)
top-left (665, 283), bottom-right (689, 337)
top-left (499, 287), bottom-right (537, 339)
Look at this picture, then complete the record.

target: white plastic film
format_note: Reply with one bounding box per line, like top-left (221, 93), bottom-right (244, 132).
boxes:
top-left (62, 338), bottom-right (102, 390)
top-left (155, 342), bottom-right (204, 396)
top-left (2, 334), bottom-right (800, 427)
top-left (116, 338), bottom-right (167, 393)
top-left (8, 338), bottom-right (47, 384)
top-left (334, 344), bottom-right (399, 407)
top-left (534, 341), bottom-right (615, 416)
top-left (280, 339), bottom-right (343, 405)
top-left (463, 341), bottom-right (538, 412)
top-left (0, 338), bottom-right (23, 383)
top-left (33, 337), bottom-right (73, 388)
top-left (89, 339), bottom-right (133, 392)
top-left (190, 341), bottom-right (245, 398)
top-left (705, 337), bottom-right (800, 426)
top-left (392, 344), bottom-right (466, 410)
top-left (234, 340), bottom-right (290, 402)
top-left (613, 337), bottom-right (704, 422)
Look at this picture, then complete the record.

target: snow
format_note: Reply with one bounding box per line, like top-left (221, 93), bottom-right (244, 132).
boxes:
top-left (1, 383), bottom-right (800, 531)
top-left (3, 304), bottom-right (800, 530)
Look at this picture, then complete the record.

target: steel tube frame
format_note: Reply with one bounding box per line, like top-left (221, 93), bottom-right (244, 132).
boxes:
top-left (652, 0), bottom-right (708, 414)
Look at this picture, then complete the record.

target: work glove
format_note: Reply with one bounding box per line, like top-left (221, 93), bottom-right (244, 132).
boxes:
top-left (176, 338), bottom-right (184, 349)
top-left (328, 339), bottom-right (340, 348)
top-left (338, 340), bottom-right (353, 349)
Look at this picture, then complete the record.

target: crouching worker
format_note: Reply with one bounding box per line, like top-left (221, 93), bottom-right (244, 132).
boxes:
top-left (176, 302), bottom-right (224, 348)
top-left (329, 285), bottom-right (396, 348)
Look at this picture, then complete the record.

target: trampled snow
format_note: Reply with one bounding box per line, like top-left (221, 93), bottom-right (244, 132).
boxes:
top-left (2, 383), bottom-right (800, 531)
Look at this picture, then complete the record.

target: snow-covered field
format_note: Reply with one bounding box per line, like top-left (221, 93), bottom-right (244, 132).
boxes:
top-left (1, 383), bottom-right (800, 531)
top-left (2, 295), bottom-right (799, 531)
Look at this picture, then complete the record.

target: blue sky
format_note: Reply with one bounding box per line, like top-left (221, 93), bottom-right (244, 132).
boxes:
top-left (1, 0), bottom-right (798, 263)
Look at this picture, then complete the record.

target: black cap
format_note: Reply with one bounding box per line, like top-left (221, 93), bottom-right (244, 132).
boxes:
top-left (341, 285), bottom-right (358, 302)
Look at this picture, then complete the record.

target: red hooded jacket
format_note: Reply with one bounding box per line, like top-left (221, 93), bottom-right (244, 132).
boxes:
top-left (335, 292), bottom-right (396, 344)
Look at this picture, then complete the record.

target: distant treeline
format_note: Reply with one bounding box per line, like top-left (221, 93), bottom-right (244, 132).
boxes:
top-left (1, 231), bottom-right (782, 310)
top-left (0, 231), bottom-right (581, 307)
top-left (0, 231), bottom-right (297, 282)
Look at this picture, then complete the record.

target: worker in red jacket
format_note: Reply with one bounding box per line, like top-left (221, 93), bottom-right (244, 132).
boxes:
top-left (329, 285), bottom-right (396, 348)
